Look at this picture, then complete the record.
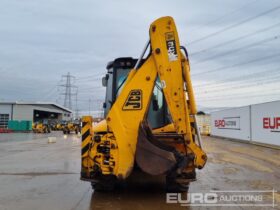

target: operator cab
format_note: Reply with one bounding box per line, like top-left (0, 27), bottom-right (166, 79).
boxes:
top-left (102, 57), bottom-right (171, 129)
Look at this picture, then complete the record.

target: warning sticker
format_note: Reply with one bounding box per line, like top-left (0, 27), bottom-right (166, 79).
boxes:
top-left (165, 32), bottom-right (178, 61)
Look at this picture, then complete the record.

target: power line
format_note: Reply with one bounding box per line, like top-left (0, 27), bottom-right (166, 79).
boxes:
top-left (41, 85), bottom-right (58, 101)
top-left (78, 86), bottom-right (104, 92)
top-left (195, 76), bottom-right (280, 95)
top-left (197, 88), bottom-right (280, 100)
top-left (187, 4), bottom-right (280, 46)
top-left (197, 92), bottom-right (280, 102)
top-left (192, 34), bottom-right (280, 65)
top-left (189, 0), bottom-right (259, 34)
top-left (195, 74), bottom-right (280, 95)
top-left (76, 72), bottom-right (103, 80)
top-left (196, 82), bottom-right (280, 99)
top-left (190, 22), bottom-right (280, 57)
top-left (76, 76), bottom-right (102, 81)
top-left (194, 67), bottom-right (280, 88)
top-left (75, 77), bottom-right (103, 83)
top-left (192, 53), bottom-right (280, 76)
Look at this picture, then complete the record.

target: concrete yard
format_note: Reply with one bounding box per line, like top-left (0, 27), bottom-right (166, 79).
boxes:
top-left (0, 133), bottom-right (279, 210)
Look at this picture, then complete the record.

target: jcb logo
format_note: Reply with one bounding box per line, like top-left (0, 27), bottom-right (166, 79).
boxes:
top-left (165, 32), bottom-right (178, 61)
top-left (123, 89), bottom-right (142, 110)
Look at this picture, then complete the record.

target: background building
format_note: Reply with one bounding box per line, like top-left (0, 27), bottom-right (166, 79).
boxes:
top-left (0, 102), bottom-right (72, 128)
top-left (211, 100), bottom-right (280, 147)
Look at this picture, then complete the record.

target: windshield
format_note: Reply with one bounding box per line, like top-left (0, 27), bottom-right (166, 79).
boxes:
top-left (115, 68), bottom-right (131, 97)
top-left (103, 68), bottom-right (131, 117)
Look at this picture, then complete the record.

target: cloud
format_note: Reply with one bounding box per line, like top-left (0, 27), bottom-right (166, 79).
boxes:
top-left (0, 0), bottom-right (279, 111)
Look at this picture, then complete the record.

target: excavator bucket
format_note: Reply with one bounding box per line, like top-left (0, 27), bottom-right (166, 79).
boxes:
top-left (136, 120), bottom-right (184, 175)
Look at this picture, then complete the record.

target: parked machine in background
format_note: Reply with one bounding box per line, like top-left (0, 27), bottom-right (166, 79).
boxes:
top-left (53, 120), bottom-right (67, 131)
top-left (32, 119), bottom-right (51, 133)
top-left (80, 16), bottom-right (207, 192)
top-left (63, 120), bottom-right (81, 134)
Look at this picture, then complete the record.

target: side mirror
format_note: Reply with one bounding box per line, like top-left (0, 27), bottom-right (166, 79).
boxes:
top-left (102, 74), bottom-right (109, 87)
top-left (103, 102), bottom-right (107, 109)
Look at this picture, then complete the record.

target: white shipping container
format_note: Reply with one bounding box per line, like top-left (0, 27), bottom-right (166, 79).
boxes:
top-left (251, 101), bottom-right (280, 146)
top-left (211, 107), bottom-right (251, 141)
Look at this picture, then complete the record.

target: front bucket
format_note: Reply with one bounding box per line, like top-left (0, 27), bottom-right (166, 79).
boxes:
top-left (135, 121), bottom-right (177, 175)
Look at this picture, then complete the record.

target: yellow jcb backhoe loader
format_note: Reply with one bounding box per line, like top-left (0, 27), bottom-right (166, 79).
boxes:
top-left (63, 121), bottom-right (81, 134)
top-left (81, 16), bottom-right (207, 192)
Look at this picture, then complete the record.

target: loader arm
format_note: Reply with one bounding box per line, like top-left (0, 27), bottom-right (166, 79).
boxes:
top-left (81, 16), bottom-right (206, 182)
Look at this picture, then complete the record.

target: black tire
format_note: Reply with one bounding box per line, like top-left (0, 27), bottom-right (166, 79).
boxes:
top-left (63, 130), bottom-right (66, 134)
top-left (91, 182), bottom-right (115, 192)
top-left (166, 175), bottom-right (190, 193)
top-left (90, 175), bottom-right (116, 192)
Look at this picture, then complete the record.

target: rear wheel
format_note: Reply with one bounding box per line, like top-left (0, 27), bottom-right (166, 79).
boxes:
top-left (166, 170), bottom-right (195, 193)
top-left (166, 176), bottom-right (190, 192)
top-left (90, 175), bottom-right (116, 192)
top-left (91, 182), bottom-right (115, 192)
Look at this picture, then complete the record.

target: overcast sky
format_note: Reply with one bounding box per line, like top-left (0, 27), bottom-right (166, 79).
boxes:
top-left (0, 0), bottom-right (279, 112)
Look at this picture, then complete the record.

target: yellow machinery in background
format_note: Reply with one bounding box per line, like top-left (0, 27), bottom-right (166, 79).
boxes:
top-left (32, 120), bottom-right (51, 133)
top-left (81, 16), bottom-right (207, 192)
top-left (54, 121), bottom-right (66, 131)
top-left (63, 121), bottom-right (81, 134)
top-left (49, 120), bottom-right (62, 131)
